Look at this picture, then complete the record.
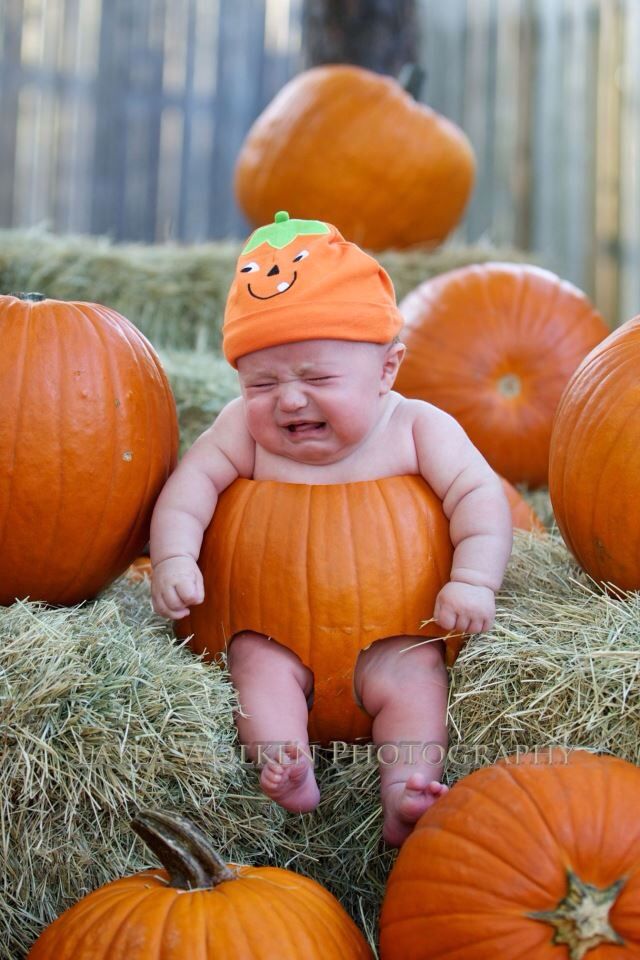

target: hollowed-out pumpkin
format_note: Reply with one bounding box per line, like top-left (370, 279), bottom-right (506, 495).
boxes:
top-left (27, 810), bottom-right (373, 959)
top-left (380, 750), bottom-right (640, 959)
top-left (234, 65), bottom-right (475, 251)
top-left (176, 476), bottom-right (455, 745)
top-left (0, 293), bottom-right (178, 605)
top-left (395, 264), bottom-right (609, 487)
top-left (549, 316), bottom-right (640, 591)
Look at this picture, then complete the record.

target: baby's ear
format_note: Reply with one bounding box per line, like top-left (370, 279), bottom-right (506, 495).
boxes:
top-left (380, 341), bottom-right (406, 392)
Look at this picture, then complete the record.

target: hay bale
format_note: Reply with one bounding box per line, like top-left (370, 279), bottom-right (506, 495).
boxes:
top-left (2, 530), bottom-right (639, 957)
top-left (0, 228), bottom-right (533, 353)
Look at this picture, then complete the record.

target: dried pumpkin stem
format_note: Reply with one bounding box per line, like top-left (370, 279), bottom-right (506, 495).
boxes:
top-left (397, 63), bottom-right (425, 100)
top-left (530, 870), bottom-right (625, 960)
top-left (12, 292), bottom-right (46, 301)
top-left (131, 809), bottom-right (236, 890)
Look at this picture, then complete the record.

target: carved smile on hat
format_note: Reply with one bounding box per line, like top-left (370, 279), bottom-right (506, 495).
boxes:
top-left (248, 271), bottom-right (298, 300)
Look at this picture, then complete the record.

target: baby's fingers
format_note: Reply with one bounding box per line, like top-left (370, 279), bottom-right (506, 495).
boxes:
top-left (433, 601), bottom-right (457, 631)
top-left (175, 574), bottom-right (204, 606)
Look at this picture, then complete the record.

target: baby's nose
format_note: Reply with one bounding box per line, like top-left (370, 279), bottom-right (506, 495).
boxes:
top-left (278, 382), bottom-right (307, 409)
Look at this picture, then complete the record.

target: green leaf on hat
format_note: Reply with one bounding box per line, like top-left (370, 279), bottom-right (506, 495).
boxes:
top-left (242, 211), bottom-right (330, 254)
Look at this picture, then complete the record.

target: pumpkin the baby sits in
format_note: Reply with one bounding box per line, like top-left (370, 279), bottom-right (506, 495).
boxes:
top-left (150, 211), bottom-right (512, 847)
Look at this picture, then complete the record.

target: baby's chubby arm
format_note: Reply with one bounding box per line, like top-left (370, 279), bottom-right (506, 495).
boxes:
top-left (412, 402), bottom-right (513, 635)
top-left (150, 397), bottom-right (254, 619)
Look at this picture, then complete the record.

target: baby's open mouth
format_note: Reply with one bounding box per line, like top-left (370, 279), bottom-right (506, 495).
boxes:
top-left (285, 421), bottom-right (326, 433)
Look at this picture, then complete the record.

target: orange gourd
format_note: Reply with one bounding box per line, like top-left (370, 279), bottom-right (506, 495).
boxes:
top-left (0, 293), bottom-right (178, 605)
top-left (395, 264), bottom-right (609, 487)
top-left (234, 65), bottom-right (475, 251)
top-left (501, 478), bottom-right (544, 533)
top-left (177, 476), bottom-right (454, 744)
top-left (380, 750), bottom-right (640, 959)
top-left (27, 810), bottom-right (373, 959)
top-left (549, 316), bottom-right (640, 590)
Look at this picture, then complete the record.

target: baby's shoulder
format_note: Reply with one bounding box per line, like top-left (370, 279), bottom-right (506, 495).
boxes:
top-left (389, 393), bottom-right (458, 430)
top-left (194, 397), bottom-right (255, 478)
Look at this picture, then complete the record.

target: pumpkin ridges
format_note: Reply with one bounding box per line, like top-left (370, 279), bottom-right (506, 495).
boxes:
top-left (380, 753), bottom-right (640, 958)
top-left (184, 477), bottom-right (452, 744)
top-left (0, 300), bottom-right (31, 568)
top-left (236, 64), bottom-right (474, 250)
top-left (397, 263), bottom-right (608, 486)
top-left (549, 322), bottom-right (640, 588)
top-left (0, 295), bottom-right (177, 605)
top-left (43, 302), bottom-right (121, 599)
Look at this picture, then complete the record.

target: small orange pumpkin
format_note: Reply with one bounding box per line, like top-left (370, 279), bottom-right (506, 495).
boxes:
top-left (380, 750), bottom-right (640, 959)
top-left (234, 65), bottom-right (475, 251)
top-left (395, 264), bottom-right (609, 487)
top-left (27, 810), bottom-right (373, 959)
top-left (501, 478), bottom-right (544, 533)
top-left (549, 315), bottom-right (640, 590)
top-left (0, 293), bottom-right (178, 605)
top-left (177, 476), bottom-right (454, 744)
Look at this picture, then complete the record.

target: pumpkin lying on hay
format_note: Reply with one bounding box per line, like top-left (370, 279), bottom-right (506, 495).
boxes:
top-left (501, 477), bottom-right (544, 533)
top-left (395, 263), bottom-right (609, 487)
top-left (235, 64), bottom-right (475, 251)
top-left (0, 293), bottom-right (178, 605)
top-left (380, 750), bottom-right (640, 959)
top-left (27, 810), bottom-right (373, 959)
top-left (549, 315), bottom-right (640, 592)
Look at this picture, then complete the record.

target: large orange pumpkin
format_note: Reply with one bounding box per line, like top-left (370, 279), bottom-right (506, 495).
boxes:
top-left (234, 65), bottom-right (475, 251)
top-left (27, 810), bottom-right (373, 959)
top-left (549, 316), bottom-right (640, 591)
top-left (177, 476), bottom-right (455, 745)
top-left (0, 293), bottom-right (178, 605)
top-left (380, 750), bottom-right (640, 959)
top-left (395, 263), bottom-right (609, 487)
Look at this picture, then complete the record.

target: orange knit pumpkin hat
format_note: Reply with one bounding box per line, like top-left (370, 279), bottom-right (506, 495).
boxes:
top-left (222, 211), bottom-right (403, 367)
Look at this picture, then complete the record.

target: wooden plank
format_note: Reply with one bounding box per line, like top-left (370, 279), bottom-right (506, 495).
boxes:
top-left (492, 0), bottom-right (525, 246)
top-left (90, 0), bottom-right (133, 238)
top-left (531, 0), bottom-right (564, 273)
top-left (459, 0), bottom-right (496, 242)
top-left (208, 0), bottom-right (266, 238)
top-left (619, 0), bottom-right (640, 325)
top-left (594, 0), bottom-right (623, 326)
top-left (0, 0), bottom-right (25, 224)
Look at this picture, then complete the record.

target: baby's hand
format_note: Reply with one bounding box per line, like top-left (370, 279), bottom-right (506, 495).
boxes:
top-left (151, 556), bottom-right (204, 619)
top-left (433, 581), bottom-right (495, 635)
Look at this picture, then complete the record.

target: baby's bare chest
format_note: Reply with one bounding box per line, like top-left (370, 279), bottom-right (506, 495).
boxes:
top-left (252, 418), bottom-right (420, 483)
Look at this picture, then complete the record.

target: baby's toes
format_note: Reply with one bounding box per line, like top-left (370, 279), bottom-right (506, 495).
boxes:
top-left (261, 760), bottom-right (285, 789)
top-left (427, 780), bottom-right (449, 798)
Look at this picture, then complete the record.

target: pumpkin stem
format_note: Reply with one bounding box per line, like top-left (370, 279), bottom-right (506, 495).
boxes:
top-left (131, 809), bottom-right (236, 890)
top-left (398, 63), bottom-right (425, 100)
top-left (12, 292), bottom-right (46, 301)
top-left (529, 870), bottom-right (625, 960)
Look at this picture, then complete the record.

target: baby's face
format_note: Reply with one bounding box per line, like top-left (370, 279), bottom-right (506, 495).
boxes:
top-left (236, 339), bottom-right (401, 464)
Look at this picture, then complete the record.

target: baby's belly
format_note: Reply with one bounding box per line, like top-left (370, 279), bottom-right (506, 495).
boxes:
top-left (180, 476), bottom-right (457, 743)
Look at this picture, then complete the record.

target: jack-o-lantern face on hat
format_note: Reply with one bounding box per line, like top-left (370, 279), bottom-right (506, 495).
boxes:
top-left (222, 211), bottom-right (404, 367)
top-left (237, 212), bottom-right (330, 301)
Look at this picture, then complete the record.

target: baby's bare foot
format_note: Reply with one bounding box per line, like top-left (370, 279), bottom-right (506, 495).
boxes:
top-left (259, 743), bottom-right (320, 813)
top-left (382, 773), bottom-right (449, 847)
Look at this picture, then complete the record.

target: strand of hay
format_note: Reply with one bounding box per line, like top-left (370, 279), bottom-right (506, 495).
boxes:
top-left (0, 227), bottom-right (532, 352)
top-left (2, 530), bottom-right (639, 957)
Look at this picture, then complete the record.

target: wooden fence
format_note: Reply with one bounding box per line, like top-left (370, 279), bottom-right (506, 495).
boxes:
top-left (0, 0), bottom-right (638, 325)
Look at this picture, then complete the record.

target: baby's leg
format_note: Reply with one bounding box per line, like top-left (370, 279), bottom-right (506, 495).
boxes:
top-left (227, 632), bottom-right (320, 813)
top-left (354, 636), bottom-right (448, 847)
